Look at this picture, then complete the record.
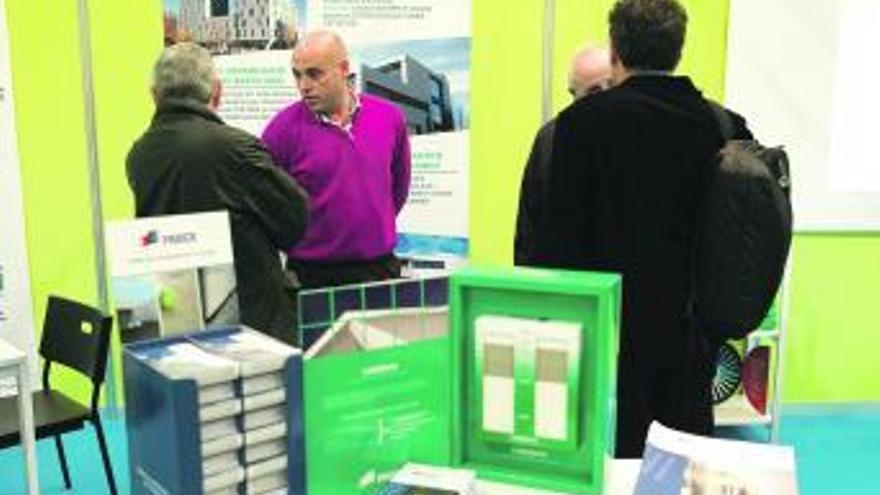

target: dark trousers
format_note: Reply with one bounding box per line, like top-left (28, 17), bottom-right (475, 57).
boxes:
top-left (286, 253), bottom-right (401, 290)
top-left (615, 320), bottom-right (720, 458)
top-left (615, 359), bottom-right (715, 458)
top-left (286, 254), bottom-right (401, 349)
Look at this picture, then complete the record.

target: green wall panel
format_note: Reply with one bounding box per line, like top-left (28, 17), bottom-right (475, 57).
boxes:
top-left (551, 1), bottom-right (593, 114)
top-left (674, 0), bottom-right (730, 100)
top-left (6, 0), bottom-right (98, 404)
top-left (87, 0), bottom-right (162, 404)
top-left (88, 0), bottom-right (161, 223)
top-left (469, 0), bottom-right (544, 265)
top-left (785, 235), bottom-right (880, 402)
top-left (6, 0), bottom-right (159, 405)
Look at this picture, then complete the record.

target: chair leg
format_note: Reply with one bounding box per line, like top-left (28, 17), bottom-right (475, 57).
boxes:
top-left (53, 433), bottom-right (72, 489)
top-left (92, 417), bottom-right (118, 495)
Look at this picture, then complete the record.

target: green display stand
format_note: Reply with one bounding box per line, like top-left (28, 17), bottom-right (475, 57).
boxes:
top-left (301, 279), bottom-right (452, 495)
top-left (449, 267), bottom-right (621, 495)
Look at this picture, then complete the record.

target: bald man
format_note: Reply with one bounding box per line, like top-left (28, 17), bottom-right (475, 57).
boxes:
top-left (515, 46), bottom-right (612, 265)
top-left (262, 30), bottom-right (411, 293)
top-left (568, 46), bottom-right (613, 99)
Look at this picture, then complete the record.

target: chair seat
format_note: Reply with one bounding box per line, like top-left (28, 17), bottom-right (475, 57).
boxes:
top-left (0, 391), bottom-right (89, 448)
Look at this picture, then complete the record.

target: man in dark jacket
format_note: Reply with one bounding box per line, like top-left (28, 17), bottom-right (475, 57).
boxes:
top-left (532, 0), bottom-right (752, 457)
top-left (127, 42), bottom-right (309, 344)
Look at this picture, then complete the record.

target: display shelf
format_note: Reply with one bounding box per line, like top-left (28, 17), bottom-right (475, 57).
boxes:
top-left (123, 327), bottom-right (305, 495)
top-left (299, 276), bottom-right (452, 495)
top-left (715, 395), bottom-right (772, 426)
top-left (712, 258), bottom-right (791, 443)
top-left (450, 267), bottom-right (621, 495)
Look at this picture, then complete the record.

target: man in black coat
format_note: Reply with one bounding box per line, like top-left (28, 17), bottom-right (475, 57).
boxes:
top-left (127, 42), bottom-right (309, 344)
top-left (532, 0), bottom-right (752, 457)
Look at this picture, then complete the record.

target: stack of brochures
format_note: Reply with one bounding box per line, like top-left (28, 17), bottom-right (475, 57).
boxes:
top-left (125, 326), bottom-right (305, 495)
top-left (193, 328), bottom-right (299, 495)
top-left (133, 341), bottom-right (245, 494)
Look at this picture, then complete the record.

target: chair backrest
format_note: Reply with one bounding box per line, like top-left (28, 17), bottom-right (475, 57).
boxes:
top-left (39, 296), bottom-right (113, 389)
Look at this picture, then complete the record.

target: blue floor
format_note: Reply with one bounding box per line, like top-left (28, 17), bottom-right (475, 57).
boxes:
top-left (718, 403), bottom-right (880, 494)
top-left (1, 404), bottom-right (878, 494)
top-left (0, 414), bottom-right (130, 494)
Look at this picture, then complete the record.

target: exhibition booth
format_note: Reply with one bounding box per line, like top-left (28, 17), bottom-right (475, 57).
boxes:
top-left (1, 0), bottom-right (878, 494)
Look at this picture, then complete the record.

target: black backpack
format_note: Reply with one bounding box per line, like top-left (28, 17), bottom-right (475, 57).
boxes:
top-left (689, 104), bottom-right (793, 340)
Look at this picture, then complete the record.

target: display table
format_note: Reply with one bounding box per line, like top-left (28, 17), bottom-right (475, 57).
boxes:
top-left (0, 338), bottom-right (39, 495)
top-left (478, 459), bottom-right (641, 494)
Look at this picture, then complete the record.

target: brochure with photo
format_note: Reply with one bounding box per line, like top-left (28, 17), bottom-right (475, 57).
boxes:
top-left (378, 463), bottom-right (476, 495)
top-left (634, 422), bottom-right (799, 495)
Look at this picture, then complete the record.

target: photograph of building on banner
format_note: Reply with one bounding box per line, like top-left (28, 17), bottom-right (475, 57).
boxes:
top-left (159, 0), bottom-right (471, 276)
top-left (106, 212), bottom-right (239, 343)
top-left (330, 0), bottom-right (471, 274)
top-left (352, 36), bottom-right (470, 274)
top-left (163, 0), bottom-right (302, 53)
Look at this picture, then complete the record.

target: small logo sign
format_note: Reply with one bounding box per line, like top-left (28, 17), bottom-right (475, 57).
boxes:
top-left (140, 230), bottom-right (159, 247)
top-left (140, 229), bottom-right (198, 247)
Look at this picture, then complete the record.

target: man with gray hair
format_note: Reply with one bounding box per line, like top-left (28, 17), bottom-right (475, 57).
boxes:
top-left (515, 46), bottom-right (612, 265)
top-left (127, 42), bottom-right (309, 343)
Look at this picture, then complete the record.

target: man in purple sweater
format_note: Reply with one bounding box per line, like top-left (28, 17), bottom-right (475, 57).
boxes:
top-left (262, 30), bottom-right (411, 290)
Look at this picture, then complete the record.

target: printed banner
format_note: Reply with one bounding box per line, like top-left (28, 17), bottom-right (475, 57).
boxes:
top-left (726, 0), bottom-right (880, 229)
top-left (0, 0), bottom-right (39, 395)
top-left (106, 211), bottom-right (240, 342)
top-left (162, 0), bottom-right (471, 273)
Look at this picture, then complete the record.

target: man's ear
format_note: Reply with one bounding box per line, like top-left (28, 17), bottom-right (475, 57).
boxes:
top-left (610, 43), bottom-right (620, 68)
top-left (209, 77), bottom-right (222, 110)
top-left (609, 43), bottom-right (627, 84)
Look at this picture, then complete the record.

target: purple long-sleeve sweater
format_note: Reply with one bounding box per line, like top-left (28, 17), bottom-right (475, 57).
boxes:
top-left (261, 94), bottom-right (411, 261)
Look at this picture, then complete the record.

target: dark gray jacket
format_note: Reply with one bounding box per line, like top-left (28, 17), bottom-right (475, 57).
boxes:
top-left (127, 98), bottom-right (308, 342)
top-left (514, 119), bottom-right (555, 266)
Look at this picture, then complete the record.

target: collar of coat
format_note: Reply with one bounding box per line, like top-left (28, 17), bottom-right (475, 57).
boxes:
top-left (153, 97), bottom-right (224, 125)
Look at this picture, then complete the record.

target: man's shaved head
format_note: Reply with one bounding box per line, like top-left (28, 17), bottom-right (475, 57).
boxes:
top-left (568, 46), bottom-right (612, 100)
top-left (291, 30), bottom-right (351, 116)
top-left (294, 30), bottom-right (349, 65)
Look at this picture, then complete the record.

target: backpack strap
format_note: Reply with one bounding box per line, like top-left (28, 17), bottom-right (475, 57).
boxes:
top-left (630, 92), bottom-right (738, 141)
top-left (625, 93), bottom-right (732, 327)
top-left (686, 102), bottom-right (734, 327)
top-left (708, 101), bottom-right (736, 141)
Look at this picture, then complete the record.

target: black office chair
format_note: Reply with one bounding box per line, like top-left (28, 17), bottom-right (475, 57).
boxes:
top-left (0, 296), bottom-right (117, 494)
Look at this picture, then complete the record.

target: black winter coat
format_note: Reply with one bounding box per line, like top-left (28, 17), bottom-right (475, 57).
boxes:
top-left (532, 75), bottom-right (752, 456)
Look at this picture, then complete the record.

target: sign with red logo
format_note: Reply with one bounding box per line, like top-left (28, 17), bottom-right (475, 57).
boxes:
top-left (106, 211), bottom-right (238, 342)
